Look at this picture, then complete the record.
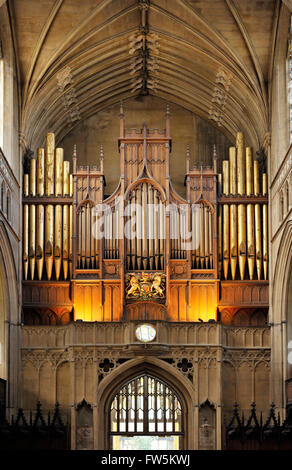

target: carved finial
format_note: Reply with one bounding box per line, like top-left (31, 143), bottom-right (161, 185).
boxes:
top-left (186, 144), bottom-right (190, 172)
top-left (213, 144), bottom-right (217, 159)
top-left (119, 102), bottom-right (125, 138)
top-left (165, 104), bottom-right (170, 138)
top-left (99, 145), bottom-right (104, 172)
top-left (119, 101), bottom-right (124, 117)
top-left (73, 144), bottom-right (77, 172)
top-left (213, 144), bottom-right (217, 172)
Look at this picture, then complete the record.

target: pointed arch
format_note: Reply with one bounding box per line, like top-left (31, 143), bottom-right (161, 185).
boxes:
top-left (96, 356), bottom-right (195, 450)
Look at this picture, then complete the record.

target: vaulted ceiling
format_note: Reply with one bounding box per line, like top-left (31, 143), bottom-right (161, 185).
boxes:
top-left (8, 0), bottom-right (280, 150)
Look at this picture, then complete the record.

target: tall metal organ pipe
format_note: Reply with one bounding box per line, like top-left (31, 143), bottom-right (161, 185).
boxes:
top-left (222, 160), bottom-right (230, 279)
top-left (229, 147), bottom-right (237, 280)
top-left (36, 149), bottom-right (45, 280)
top-left (236, 132), bottom-right (246, 280)
top-left (246, 147), bottom-right (255, 280)
top-left (254, 160), bottom-right (262, 280)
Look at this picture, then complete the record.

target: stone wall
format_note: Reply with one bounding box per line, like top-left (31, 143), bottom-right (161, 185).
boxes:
top-left (21, 322), bottom-right (271, 449)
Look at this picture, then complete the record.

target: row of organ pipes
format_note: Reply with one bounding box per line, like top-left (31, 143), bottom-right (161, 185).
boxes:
top-left (23, 133), bottom-right (73, 281)
top-left (218, 132), bottom-right (268, 280)
top-left (190, 204), bottom-right (213, 269)
top-left (125, 183), bottom-right (164, 271)
top-left (23, 131), bottom-right (268, 282)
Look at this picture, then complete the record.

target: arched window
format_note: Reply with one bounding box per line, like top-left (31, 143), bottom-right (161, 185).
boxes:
top-left (109, 374), bottom-right (183, 450)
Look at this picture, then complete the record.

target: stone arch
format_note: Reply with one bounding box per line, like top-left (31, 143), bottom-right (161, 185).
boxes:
top-left (232, 309), bottom-right (249, 326)
top-left (272, 220), bottom-right (292, 407)
top-left (0, 221), bottom-right (19, 416)
top-left (96, 356), bottom-right (196, 450)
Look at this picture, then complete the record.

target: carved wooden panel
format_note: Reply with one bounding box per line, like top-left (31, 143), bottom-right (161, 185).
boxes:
top-left (72, 280), bottom-right (122, 322)
top-left (219, 281), bottom-right (269, 307)
top-left (189, 281), bottom-right (218, 322)
top-left (103, 259), bottom-right (120, 279)
top-left (22, 282), bottom-right (72, 307)
top-left (169, 260), bottom-right (188, 279)
top-left (124, 301), bottom-right (168, 321)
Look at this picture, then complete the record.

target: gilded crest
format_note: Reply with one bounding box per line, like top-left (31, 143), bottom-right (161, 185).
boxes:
top-left (126, 272), bottom-right (166, 300)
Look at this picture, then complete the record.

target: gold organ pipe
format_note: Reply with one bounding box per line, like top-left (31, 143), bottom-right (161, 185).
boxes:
top-left (69, 174), bottom-right (73, 277)
top-left (179, 207), bottom-right (182, 259)
top-left (115, 206), bottom-right (118, 259)
top-left (236, 133), bottom-right (246, 280)
top-left (195, 203), bottom-right (200, 268)
top-left (200, 203), bottom-right (205, 268)
top-left (218, 173), bottom-right (222, 275)
top-left (254, 160), bottom-right (262, 279)
top-left (37, 149), bottom-right (45, 195)
top-left (29, 159), bottom-right (36, 280)
top-left (159, 199), bottom-right (164, 269)
top-left (204, 206), bottom-right (209, 268)
top-left (23, 174), bottom-right (29, 280)
top-left (45, 205), bottom-right (54, 279)
top-left (148, 185), bottom-right (154, 270)
top-left (191, 205), bottom-right (196, 268)
top-left (173, 206), bottom-right (178, 259)
top-left (63, 161), bottom-right (70, 195)
top-left (45, 133), bottom-right (55, 195)
top-left (136, 186), bottom-right (142, 270)
top-left (54, 149), bottom-right (63, 280)
top-left (45, 133), bottom-right (55, 280)
top-left (154, 190), bottom-right (159, 270)
top-left (55, 149), bottom-right (63, 195)
top-left (86, 203), bottom-right (91, 268)
top-left (63, 205), bottom-right (69, 279)
top-left (209, 209), bottom-right (213, 269)
top-left (130, 192), bottom-right (136, 269)
top-left (62, 161), bottom-right (70, 279)
top-left (142, 183), bottom-right (148, 270)
top-left (229, 147), bottom-right (237, 280)
top-left (81, 207), bottom-right (86, 268)
top-left (104, 206), bottom-right (108, 259)
top-left (246, 148), bottom-right (255, 280)
top-left (90, 206), bottom-right (95, 269)
top-left (262, 173), bottom-right (268, 280)
top-left (236, 132), bottom-right (245, 193)
top-left (222, 161), bottom-right (230, 279)
top-left (36, 149), bottom-right (45, 280)
top-left (109, 206), bottom-right (113, 259)
top-left (112, 207), bottom-right (116, 260)
top-left (77, 210), bottom-right (81, 268)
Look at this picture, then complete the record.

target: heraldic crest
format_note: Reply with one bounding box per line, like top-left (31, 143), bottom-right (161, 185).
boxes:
top-left (126, 272), bottom-right (166, 300)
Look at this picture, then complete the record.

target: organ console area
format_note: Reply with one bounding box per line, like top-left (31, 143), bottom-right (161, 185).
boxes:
top-left (22, 106), bottom-right (269, 326)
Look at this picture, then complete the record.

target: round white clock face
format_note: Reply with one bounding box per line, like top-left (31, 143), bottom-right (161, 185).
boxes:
top-left (135, 324), bottom-right (156, 343)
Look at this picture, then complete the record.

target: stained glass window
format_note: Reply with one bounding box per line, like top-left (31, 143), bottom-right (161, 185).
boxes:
top-left (110, 374), bottom-right (183, 449)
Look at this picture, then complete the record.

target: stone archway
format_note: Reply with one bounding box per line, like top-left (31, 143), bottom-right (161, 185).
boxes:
top-left (95, 357), bottom-right (196, 450)
top-left (272, 220), bottom-right (292, 412)
top-left (0, 221), bottom-right (20, 417)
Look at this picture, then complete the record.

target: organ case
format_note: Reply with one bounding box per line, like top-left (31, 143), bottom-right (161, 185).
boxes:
top-left (22, 106), bottom-right (269, 325)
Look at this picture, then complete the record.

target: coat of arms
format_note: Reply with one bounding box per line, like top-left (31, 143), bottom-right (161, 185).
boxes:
top-left (126, 272), bottom-right (166, 300)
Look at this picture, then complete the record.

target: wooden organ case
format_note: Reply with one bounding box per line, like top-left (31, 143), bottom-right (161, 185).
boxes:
top-left (22, 106), bottom-right (269, 326)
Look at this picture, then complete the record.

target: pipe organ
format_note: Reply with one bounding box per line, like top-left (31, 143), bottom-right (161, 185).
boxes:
top-left (218, 139), bottom-right (268, 281)
top-left (22, 107), bottom-right (269, 325)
